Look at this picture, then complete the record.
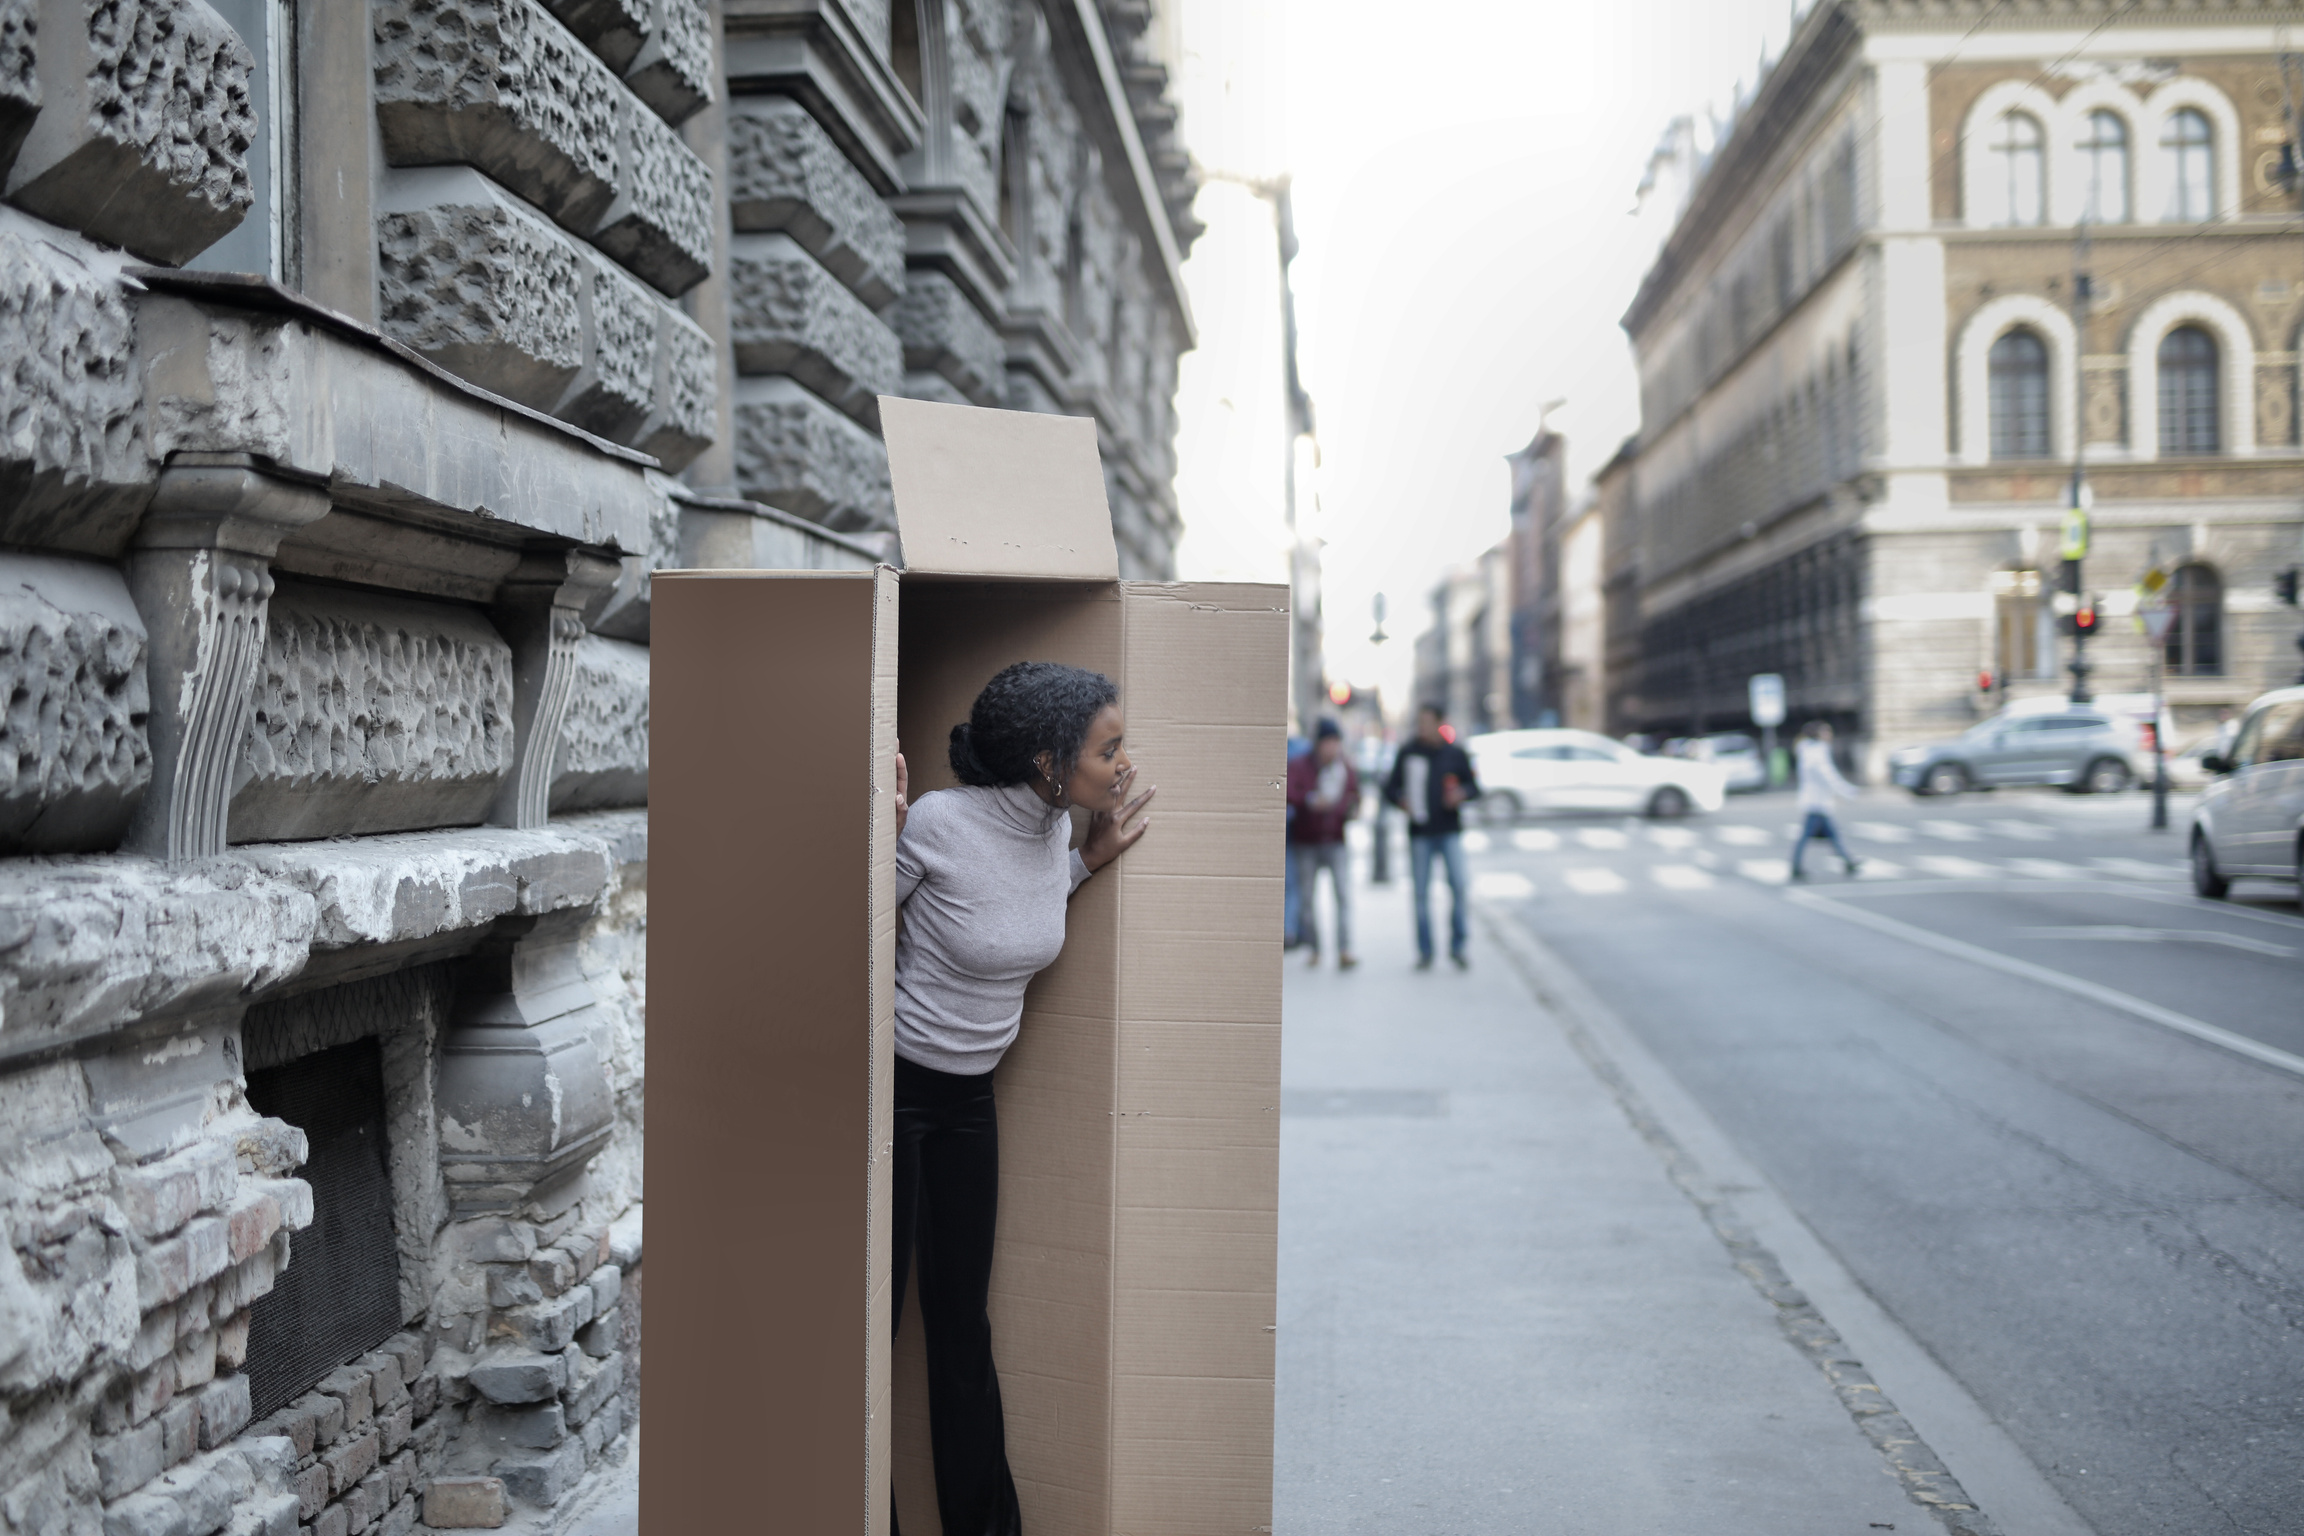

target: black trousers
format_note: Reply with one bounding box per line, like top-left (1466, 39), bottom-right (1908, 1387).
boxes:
top-left (892, 1055), bottom-right (1022, 1536)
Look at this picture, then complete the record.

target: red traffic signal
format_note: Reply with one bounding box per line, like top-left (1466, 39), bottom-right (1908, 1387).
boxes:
top-left (1976, 669), bottom-right (1995, 693)
top-left (2074, 603), bottom-right (2098, 634)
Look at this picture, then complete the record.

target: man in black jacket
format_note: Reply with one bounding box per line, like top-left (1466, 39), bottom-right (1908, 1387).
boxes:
top-left (1383, 703), bottom-right (1481, 969)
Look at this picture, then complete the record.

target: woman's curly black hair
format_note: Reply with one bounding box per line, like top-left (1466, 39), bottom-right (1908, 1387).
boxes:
top-left (949, 662), bottom-right (1119, 790)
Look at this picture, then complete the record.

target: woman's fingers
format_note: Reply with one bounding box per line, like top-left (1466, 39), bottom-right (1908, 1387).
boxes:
top-left (1121, 783), bottom-right (1158, 819)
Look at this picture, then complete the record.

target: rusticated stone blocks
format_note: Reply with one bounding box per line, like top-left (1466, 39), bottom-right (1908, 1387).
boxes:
top-left (229, 581), bottom-right (516, 843)
top-left (0, 553), bottom-right (151, 854)
top-left (377, 187), bottom-right (585, 412)
top-left (7, 0), bottom-right (255, 264)
top-left (727, 95), bottom-right (904, 310)
top-left (624, 0), bottom-right (712, 126)
top-left (544, 0), bottom-right (712, 126)
top-left (894, 270), bottom-right (1006, 407)
top-left (557, 249), bottom-right (659, 443)
top-left (592, 94), bottom-right (712, 295)
top-left (549, 634), bottom-right (646, 812)
top-left (636, 302), bottom-right (716, 471)
top-left (0, 210), bottom-right (149, 560)
top-left (374, 0), bottom-right (712, 295)
top-left (374, 0), bottom-right (620, 231)
top-left (0, 0), bottom-right (35, 179)
top-left (730, 234), bottom-right (901, 425)
top-left (732, 375), bottom-right (894, 533)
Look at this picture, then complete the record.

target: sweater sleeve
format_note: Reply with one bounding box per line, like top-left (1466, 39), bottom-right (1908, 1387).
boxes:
top-left (1068, 849), bottom-right (1092, 892)
top-left (895, 800), bottom-right (932, 906)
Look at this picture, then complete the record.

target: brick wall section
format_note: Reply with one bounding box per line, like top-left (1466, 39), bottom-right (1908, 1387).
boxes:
top-left (242, 1331), bottom-right (440, 1536)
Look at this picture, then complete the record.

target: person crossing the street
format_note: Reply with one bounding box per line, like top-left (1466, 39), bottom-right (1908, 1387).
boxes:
top-left (1287, 718), bottom-right (1360, 968)
top-left (1789, 719), bottom-right (1863, 881)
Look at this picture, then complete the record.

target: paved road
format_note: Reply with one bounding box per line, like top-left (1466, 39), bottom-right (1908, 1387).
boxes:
top-left (1445, 783), bottom-right (2304, 1536)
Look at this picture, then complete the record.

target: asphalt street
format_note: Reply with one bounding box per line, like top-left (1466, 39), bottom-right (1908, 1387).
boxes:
top-left (1439, 782), bottom-right (2304, 1536)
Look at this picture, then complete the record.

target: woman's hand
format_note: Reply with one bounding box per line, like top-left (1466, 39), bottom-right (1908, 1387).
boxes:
top-left (1080, 776), bottom-right (1155, 872)
top-left (894, 743), bottom-right (909, 837)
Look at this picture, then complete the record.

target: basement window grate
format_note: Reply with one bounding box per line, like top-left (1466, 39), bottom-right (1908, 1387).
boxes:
top-left (243, 1037), bottom-right (404, 1421)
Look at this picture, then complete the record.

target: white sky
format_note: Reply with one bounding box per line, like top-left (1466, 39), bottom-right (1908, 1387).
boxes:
top-left (1167, 0), bottom-right (1807, 712)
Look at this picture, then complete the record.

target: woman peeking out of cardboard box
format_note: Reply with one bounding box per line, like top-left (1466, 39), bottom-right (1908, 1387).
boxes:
top-left (886, 661), bottom-right (1155, 1533)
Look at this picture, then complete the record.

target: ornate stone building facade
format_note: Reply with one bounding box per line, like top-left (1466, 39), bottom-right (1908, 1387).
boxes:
top-left (1616, 0), bottom-right (2304, 771)
top-left (0, 3), bottom-right (1195, 1534)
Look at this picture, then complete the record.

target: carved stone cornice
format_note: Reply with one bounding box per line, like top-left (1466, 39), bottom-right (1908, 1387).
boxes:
top-left (435, 909), bottom-right (616, 1213)
top-left (489, 547), bottom-right (626, 831)
top-left (123, 457), bottom-right (330, 863)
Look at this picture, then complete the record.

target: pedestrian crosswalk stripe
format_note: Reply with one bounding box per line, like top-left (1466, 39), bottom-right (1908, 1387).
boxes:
top-left (1512, 828), bottom-right (1560, 852)
top-left (1986, 820), bottom-right (2057, 841)
top-left (1852, 821), bottom-right (1913, 843)
top-left (1646, 826), bottom-right (1698, 850)
top-left (1460, 830), bottom-right (1492, 853)
top-left (1651, 864), bottom-right (1714, 890)
top-left (1471, 871), bottom-right (1535, 899)
top-left (1576, 828), bottom-right (1629, 850)
top-left (1916, 855), bottom-right (1996, 878)
top-left (2006, 858), bottom-right (2091, 879)
top-left (1739, 858), bottom-right (1792, 883)
top-left (1854, 859), bottom-right (1906, 879)
top-left (1716, 825), bottom-right (1771, 846)
top-left (1564, 867), bottom-right (1628, 894)
top-left (2090, 856), bottom-right (2185, 881)
top-left (1918, 820), bottom-right (1983, 842)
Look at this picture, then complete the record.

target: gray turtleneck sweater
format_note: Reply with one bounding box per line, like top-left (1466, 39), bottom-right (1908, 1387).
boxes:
top-left (894, 782), bottom-right (1093, 1076)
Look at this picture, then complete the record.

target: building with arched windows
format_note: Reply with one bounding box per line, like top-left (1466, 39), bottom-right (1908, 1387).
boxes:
top-left (1612, 0), bottom-right (2304, 771)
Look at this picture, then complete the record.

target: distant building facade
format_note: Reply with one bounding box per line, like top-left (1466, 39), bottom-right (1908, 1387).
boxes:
top-left (0, 4), bottom-right (1196, 1535)
top-left (1414, 546), bottom-right (1514, 733)
top-left (1616, 0), bottom-right (2304, 772)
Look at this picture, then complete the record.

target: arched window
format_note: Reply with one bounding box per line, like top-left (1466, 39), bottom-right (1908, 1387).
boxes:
top-left (2157, 325), bottom-right (2220, 454)
top-left (2081, 110), bottom-right (2130, 223)
top-left (2163, 108), bottom-right (2215, 222)
top-left (2165, 563), bottom-right (2223, 675)
top-left (1990, 111), bottom-right (2047, 226)
top-left (1988, 329), bottom-right (2052, 458)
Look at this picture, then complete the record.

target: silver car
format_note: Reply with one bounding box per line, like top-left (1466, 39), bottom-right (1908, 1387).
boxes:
top-left (2190, 686), bottom-right (2304, 898)
top-left (1889, 707), bottom-right (2137, 796)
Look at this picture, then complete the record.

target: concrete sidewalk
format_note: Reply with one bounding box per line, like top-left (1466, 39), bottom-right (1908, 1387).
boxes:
top-left (1275, 872), bottom-right (1929, 1535)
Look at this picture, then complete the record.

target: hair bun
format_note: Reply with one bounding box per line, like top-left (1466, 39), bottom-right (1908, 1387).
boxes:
top-left (948, 722), bottom-right (990, 785)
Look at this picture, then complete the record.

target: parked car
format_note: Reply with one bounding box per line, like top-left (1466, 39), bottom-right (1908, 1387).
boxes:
top-left (2189, 686), bottom-right (2304, 898)
top-left (1888, 707), bottom-right (2138, 795)
top-left (1467, 729), bottom-right (1729, 820)
top-left (2160, 734), bottom-right (2224, 791)
top-left (1689, 732), bottom-right (1769, 792)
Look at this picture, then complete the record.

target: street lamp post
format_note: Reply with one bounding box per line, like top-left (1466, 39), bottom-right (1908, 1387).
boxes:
top-left (2066, 225), bottom-right (2095, 707)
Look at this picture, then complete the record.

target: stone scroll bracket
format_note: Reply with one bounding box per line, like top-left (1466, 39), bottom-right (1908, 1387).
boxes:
top-left (123, 456), bottom-right (331, 863)
top-left (489, 546), bottom-right (626, 831)
top-left (436, 908), bottom-right (616, 1215)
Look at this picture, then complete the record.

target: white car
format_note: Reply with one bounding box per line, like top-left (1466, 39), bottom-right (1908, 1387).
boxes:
top-left (1468, 728), bottom-right (1728, 820)
top-left (2189, 685), bottom-right (2304, 898)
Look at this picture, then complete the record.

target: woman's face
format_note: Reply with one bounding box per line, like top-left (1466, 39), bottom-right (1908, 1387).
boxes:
top-left (1060, 704), bottom-right (1134, 810)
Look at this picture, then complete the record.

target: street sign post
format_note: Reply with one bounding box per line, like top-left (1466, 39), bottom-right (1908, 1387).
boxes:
top-left (2138, 568), bottom-right (2175, 831)
top-left (1749, 673), bottom-right (1785, 786)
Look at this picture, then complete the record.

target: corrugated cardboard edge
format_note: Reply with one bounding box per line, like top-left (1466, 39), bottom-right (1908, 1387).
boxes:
top-left (879, 396), bottom-right (1120, 581)
top-left (1110, 580), bottom-right (1287, 1536)
top-left (867, 566), bottom-right (900, 1536)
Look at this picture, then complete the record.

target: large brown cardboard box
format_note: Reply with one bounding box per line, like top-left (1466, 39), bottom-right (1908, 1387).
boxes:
top-left (647, 398), bottom-right (1285, 1535)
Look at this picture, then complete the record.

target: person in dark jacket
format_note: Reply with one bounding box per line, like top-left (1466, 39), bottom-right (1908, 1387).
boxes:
top-left (1286, 719), bottom-right (1360, 968)
top-left (1383, 703), bottom-right (1480, 969)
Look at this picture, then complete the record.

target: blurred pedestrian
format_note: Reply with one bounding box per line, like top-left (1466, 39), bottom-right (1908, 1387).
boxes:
top-left (1287, 719), bottom-right (1361, 968)
top-left (1789, 720), bottom-right (1862, 881)
top-left (1385, 703), bottom-right (1481, 969)
top-left (1282, 731), bottom-right (1309, 948)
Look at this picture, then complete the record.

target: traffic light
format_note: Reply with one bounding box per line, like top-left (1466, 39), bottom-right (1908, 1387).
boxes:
top-left (2058, 558), bottom-right (2081, 595)
top-left (2060, 600), bottom-right (2101, 638)
top-left (1977, 669), bottom-right (1995, 694)
top-left (2279, 567), bottom-right (2301, 607)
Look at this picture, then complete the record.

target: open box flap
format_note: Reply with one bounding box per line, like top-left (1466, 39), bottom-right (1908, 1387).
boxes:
top-left (881, 396), bottom-right (1120, 580)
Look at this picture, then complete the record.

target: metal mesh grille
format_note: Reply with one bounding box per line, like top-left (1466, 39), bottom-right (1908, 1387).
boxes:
top-left (243, 1038), bottom-right (404, 1421)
